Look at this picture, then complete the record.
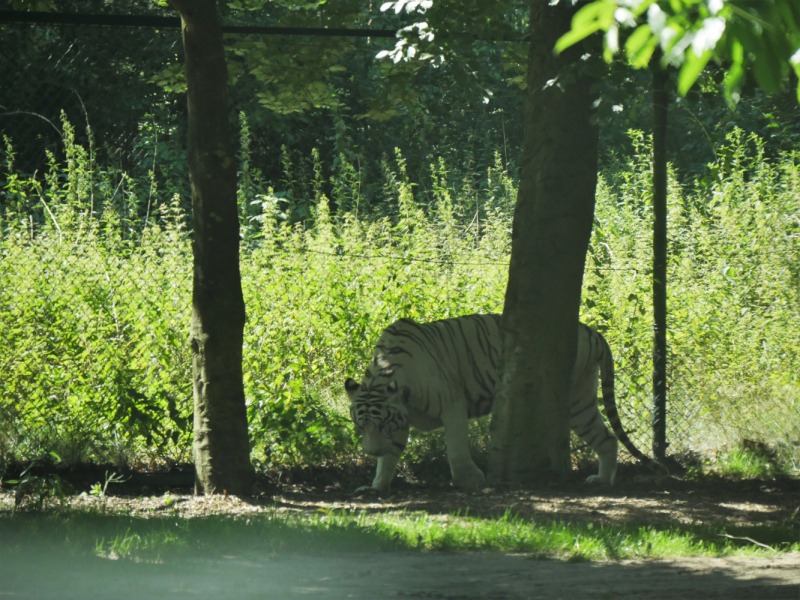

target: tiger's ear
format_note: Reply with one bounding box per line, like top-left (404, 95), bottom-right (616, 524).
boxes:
top-left (345, 378), bottom-right (360, 401)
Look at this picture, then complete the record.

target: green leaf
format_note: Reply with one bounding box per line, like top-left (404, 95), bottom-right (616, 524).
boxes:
top-left (796, 73), bottom-right (800, 103)
top-left (625, 24), bottom-right (659, 68)
top-left (555, 24), bottom-right (604, 54)
top-left (775, 1), bottom-right (799, 31)
top-left (751, 39), bottom-right (785, 95)
top-left (625, 24), bottom-right (652, 58)
top-left (631, 0), bottom-right (656, 18)
top-left (571, 0), bottom-right (615, 29)
top-left (723, 38), bottom-right (745, 97)
top-left (555, 0), bottom-right (616, 54)
top-left (677, 49), bottom-right (712, 96)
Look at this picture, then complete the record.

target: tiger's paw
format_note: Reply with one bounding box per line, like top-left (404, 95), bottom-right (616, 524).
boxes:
top-left (353, 485), bottom-right (389, 497)
top-left (587, 456), bottom-right (617, 485)
top-left (585, 474), bottom-right (613, 485)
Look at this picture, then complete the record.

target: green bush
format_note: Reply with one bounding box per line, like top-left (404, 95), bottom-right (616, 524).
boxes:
top-left (583, 129), bottom-right (800, 465)
top-left (1, 121), bottom-right (798, 476)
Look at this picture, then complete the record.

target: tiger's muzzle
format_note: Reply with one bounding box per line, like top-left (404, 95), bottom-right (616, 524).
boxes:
top-left (361, 427), bottom-right (392, 457)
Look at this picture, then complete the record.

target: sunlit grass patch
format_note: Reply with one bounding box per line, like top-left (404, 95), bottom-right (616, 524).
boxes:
top-left (684, 442), bottom-right (792, 480)
top-left (2, 505), bottom-right (797, 563)
top-left (712, 447), bottom-right (781, 479)
top-left (337, 509), bottom-right (798, 559)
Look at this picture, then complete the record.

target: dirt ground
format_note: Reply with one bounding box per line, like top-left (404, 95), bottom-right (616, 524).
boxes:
top-left (7, 461), bottom-right (794, 528)
top-left (2, 463), bottom-right (799, 599)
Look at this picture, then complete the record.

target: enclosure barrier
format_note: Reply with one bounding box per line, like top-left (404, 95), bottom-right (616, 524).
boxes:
top-left (2, 11), bottom-right (796, 471)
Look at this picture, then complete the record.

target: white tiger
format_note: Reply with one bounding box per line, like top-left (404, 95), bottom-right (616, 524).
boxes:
top-left (345, 313), bottom-right (659, 493)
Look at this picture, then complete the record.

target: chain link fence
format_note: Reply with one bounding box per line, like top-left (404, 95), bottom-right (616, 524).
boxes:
top-left (2, 15), bottom-right (799, 471)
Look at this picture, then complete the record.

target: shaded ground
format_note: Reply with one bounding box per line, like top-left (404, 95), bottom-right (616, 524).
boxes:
top-left (262, 463), bottom-right (800, 530)
top-left (6, 461), bottom-right (795, 527)
top-left (2, 463), bottom-right (799, 599)
top-left (2, 545), bottom-right (799, 599)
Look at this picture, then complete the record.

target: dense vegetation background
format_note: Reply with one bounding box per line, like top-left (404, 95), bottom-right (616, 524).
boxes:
top-left (1, 4), bottom-right (799, 476)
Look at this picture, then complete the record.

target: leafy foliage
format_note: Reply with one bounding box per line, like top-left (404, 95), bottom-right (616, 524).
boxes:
top-left (0, 120), bottom-right (512, 469)
top-left (1, 118), bottom-right (799, 474)
top-left (557, 0), bottom-right (800, 103)
top-left (8, 0), bottom-right (800, 226)
top-left (4, 452), bottom-right (69, 511)
top-left (1, 5), bottom-right (529, 218)
top-left (584, 128), bottom-right (800, 459)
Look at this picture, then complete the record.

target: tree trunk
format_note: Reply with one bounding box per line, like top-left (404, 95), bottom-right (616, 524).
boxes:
top-left (488, 0), bottom-right (599, 485)
top-left (171, 0), bottom-right (254, 496)
top-left (652, 67), bottom-right (669, 462)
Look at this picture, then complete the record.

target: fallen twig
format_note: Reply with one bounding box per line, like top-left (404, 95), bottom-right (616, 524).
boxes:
top-left (717, 533), bottom-right (778, 553)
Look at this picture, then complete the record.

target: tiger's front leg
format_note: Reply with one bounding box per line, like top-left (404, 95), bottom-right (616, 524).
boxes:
top-left (443, 410), bottom-right (485, 491)
top-left (356, 427), bottom-right (409, 494)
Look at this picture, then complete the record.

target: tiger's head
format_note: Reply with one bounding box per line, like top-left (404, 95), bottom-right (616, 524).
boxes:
top-left (345, 377), bottom-right (410, 457)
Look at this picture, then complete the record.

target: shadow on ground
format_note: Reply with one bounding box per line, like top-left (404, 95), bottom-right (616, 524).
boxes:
top-left (2, 463), bottom-right (800, 599)
top-left (2, 541), bottom-right (799, 599)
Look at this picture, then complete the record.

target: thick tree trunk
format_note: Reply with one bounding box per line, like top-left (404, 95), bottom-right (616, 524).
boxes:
top-left (488, 0), bottom-right (599, 485)
top-left (171, 0), bottom-right (254, 496)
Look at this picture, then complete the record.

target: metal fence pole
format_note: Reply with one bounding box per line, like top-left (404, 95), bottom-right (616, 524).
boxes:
top-left (652, 67), bottom-right (669, 462)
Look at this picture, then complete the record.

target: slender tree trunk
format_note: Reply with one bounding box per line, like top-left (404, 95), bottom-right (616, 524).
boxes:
top-left (171, 0), bottom-right (254, 496)
top-left (652, 67), bottom-right (669, 462)
top-left (488, 0), bottom-right (599, 485)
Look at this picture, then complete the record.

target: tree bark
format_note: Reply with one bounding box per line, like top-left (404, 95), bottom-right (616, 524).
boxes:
top-left (171, 0), bottom-right (254, 496)
top-left (652, 67), bottom-right (669, 462)
top-left (488, 0), bottom-right (599, 485)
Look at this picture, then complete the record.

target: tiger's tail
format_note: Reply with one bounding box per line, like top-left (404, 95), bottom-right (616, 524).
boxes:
top-left (598, 332), bottom-right (669, 475)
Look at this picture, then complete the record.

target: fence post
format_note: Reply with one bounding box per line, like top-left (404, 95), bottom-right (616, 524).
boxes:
top-left (652, 67), bottom-right (669, 462)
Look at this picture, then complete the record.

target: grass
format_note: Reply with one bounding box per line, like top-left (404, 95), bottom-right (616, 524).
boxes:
top-left (684, 445), bottom-right (788, 480)
top-left (1, 504), bottom-right (797, 563)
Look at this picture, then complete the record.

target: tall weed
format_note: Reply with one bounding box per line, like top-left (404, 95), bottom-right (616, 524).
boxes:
top-left (584, 129), bottom-right (800, 462)
top-left (1, 121), bottom-right (798, 474)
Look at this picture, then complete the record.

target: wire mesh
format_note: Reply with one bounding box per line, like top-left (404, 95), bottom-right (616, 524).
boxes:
top-left (3, 17), bottom-right (798, 470)
top-left (0, 218), bottom-right (194, 465)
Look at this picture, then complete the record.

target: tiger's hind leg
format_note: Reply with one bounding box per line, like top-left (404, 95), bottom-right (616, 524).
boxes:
top-left (585, 436), bottom-right (617, 485)
top-left (570, 393), bottom-right (618, 485)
